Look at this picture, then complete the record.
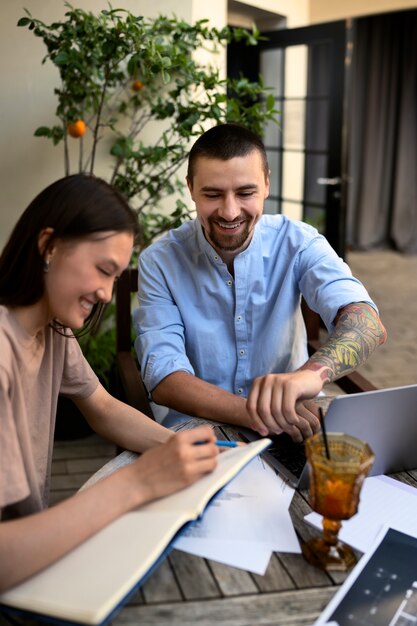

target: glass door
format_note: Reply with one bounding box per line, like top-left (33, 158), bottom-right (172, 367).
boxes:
top-left (229, 21), bottom-right (347, 256)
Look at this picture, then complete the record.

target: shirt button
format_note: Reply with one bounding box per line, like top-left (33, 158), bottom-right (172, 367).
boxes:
top-left (227, 280), bottom-right (232, 286)
top-left (213, 255), bottom-right (219, 261)
top-left (236, 315), bottom-right (242, 321)
top-left (237, 388), bottom-right (243, 394)
top-left (239, 349), bottom-right (245, 356)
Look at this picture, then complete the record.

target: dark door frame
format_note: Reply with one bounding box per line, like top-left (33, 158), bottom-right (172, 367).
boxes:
top-left (228, 21), bottom-right (348, 257)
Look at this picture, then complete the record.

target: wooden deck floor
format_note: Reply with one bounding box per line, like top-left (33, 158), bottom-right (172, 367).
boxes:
top-left (347, 249), bottom-right (417, 389)
top-left (50, 435), bottom-right (117, 506)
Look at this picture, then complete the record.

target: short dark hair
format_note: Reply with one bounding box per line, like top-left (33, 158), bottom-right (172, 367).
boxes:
top-left (0, 174), bottom-right (139, 329)
top-left (187, 123), bottom-right (269, 182)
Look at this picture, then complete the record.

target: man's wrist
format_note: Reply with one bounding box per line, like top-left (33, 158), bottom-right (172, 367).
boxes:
top-left (298, 361), bottom-right (332, 385)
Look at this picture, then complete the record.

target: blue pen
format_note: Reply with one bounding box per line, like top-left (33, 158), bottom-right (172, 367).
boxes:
top-left (195, 439), bottom-right (246, 447)
top-left (215, 440), bottom-right (246, 448)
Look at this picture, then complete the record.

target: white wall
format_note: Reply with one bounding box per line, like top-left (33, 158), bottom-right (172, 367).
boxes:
top-left (310, 0), bottom-right (417, 23)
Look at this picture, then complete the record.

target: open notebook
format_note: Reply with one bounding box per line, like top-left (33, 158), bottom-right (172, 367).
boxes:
top-left (0, 438), bottom-right (270, 626)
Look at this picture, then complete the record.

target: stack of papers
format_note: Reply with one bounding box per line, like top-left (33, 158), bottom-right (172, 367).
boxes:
top-left (175, 454), bottom-right (300, 574)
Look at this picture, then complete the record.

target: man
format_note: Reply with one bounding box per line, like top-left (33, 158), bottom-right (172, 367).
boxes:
top-left (134, 124), bottom-right (387, 441)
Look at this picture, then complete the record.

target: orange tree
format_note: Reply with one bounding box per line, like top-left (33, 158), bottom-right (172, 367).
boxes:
top-left (19, 5), bottom-right (278, 251)
top-left (18, 5), bottom-right (278, 386)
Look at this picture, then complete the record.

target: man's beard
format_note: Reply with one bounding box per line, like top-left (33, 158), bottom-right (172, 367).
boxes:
top-left (206, 219), bottom-right (251, 252)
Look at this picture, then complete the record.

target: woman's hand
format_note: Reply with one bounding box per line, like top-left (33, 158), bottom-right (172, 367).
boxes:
top-left (129, 426), bottom-right (219, 504)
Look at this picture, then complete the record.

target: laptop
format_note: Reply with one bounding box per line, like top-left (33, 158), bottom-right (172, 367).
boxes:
top-left (239, 384), bottom-right (417, 489)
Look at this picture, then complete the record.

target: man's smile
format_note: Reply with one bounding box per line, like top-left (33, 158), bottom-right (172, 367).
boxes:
top-left (214, 220), bottom-right (245, 231)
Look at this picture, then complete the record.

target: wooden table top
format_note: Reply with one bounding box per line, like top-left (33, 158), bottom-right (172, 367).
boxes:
top-left (107, 421), bottom-right (417, 626)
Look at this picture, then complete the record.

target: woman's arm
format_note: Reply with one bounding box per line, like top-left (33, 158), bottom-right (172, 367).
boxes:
top-left (0, 426), bottom-right (218, 591)
top-left (74, 384), bottom-right (172, 452)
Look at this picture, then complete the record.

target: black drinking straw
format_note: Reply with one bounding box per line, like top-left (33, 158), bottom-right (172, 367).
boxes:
top-left (319, 407), bottom-right (331, 460)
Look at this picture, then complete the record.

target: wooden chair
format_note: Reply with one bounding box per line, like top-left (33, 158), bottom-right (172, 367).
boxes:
top-left (115, 267), bottom-right (154, 418)
top-left (115, 269), bottom-right (377, 418)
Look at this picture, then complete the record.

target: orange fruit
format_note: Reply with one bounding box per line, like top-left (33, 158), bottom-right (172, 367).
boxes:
top-left (67, 119), bottom-right (86, 138)
top-left (132, 80), bottom-right (144, 92)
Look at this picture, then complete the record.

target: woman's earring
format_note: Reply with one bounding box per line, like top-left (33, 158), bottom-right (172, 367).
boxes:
top-left (43, 259), bottom-right (50, 273)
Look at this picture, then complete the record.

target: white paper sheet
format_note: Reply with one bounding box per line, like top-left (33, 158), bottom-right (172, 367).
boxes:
top-left (174, 454), bottom-right (300, 573)
top-left (305, 475), bottom-right (417, 553)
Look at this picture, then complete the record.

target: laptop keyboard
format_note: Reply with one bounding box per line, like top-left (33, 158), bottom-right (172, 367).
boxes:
top-left (267, 433), bottom-right (307, 478)
top-left (239, 430), bottom-right (307, 479)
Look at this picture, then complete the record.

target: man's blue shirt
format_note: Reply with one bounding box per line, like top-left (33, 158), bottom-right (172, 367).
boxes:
top-left (134, 215), bottom-right (375, 400)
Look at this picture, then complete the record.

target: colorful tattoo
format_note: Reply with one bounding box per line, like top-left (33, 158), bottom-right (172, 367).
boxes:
top-left (300, 303), bottom-right (387, 383)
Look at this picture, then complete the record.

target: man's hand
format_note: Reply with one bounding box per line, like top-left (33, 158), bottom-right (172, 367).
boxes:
top-left (246, 370), bottom-right (323, 441)
top-left (246, 302), bottom-right (386, 441)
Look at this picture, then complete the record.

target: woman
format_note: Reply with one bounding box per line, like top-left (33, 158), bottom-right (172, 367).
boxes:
top-left (0, 174), bottom-right (218, 591)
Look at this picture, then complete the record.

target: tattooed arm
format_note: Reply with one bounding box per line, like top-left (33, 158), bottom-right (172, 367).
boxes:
top-left (300, 302), bottom-right (387, 383)
top-left (246, 303), bottom-right (387, 441)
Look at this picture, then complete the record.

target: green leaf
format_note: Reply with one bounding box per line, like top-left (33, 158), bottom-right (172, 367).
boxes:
top-left (266, 93), bottom-right (275, 110)
top-left (17, 17), bottom-right (32, 27)
top-left (34, 126), bottom-right (52, 137)
top-left (161, 69), bottom-right (170, 84)
top-left (51, 126), bottom-right (64, 145)
top-left (53, 50), bottom-right (69, 66)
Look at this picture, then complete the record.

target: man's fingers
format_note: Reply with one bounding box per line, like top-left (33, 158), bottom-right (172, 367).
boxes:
top-left (283, 423), bottom-right (304, 443)
top-left (296, 404), bottom-right (320, 430)
top-left (248, 376), bottom-right (306, 437)
top-left (247, 374), bottom-right (326, 440)
top-left (247, 379), bottom-right (274, 435)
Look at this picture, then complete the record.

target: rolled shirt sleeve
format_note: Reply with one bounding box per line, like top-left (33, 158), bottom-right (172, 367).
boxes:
top-left (296, 227), bottom-right (377, 333)
top-left (134, 251), bottom-right (195, 394)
